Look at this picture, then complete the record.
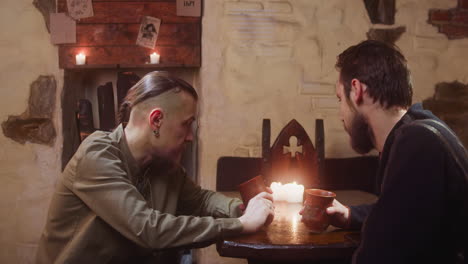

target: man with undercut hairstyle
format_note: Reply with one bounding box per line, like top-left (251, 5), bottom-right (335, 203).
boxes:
top-left (316, 40), bottom-right (467, 263)
top-left (36, 72), bottom-right (275, 264)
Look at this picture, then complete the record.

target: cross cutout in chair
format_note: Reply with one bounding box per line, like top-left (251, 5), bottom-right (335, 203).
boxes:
top-left (283, 136), bottom-right (303, 158)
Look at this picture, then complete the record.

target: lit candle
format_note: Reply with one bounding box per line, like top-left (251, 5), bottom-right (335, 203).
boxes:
top-left (75, 53), bottom-right (86, 65)
top-left (150, 52), bottom-right (160, 64)
top-left (270, 182), bottom-right (304, 203)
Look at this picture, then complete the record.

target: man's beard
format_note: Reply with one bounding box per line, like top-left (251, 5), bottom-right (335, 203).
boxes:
top-left (347, 112), bottom-right (375, 154)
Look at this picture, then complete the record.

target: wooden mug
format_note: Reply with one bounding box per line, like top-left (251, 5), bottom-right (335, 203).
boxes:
top-left (238, 175), bottom-right (268, 206)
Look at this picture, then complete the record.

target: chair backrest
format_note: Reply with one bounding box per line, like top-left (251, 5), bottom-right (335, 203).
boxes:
top-left (262, 119), bottom-right (324, 188)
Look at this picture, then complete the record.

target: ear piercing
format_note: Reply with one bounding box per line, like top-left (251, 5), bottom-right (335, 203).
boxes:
top-left (153, 130), bottom-right (160, 137)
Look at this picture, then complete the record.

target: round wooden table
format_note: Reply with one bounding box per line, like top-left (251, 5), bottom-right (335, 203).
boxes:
top-left (217, 190), bottom-right (377, 264)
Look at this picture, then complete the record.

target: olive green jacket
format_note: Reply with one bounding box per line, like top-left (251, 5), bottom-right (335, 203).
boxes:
top-left (36, 125), bottom-right (243, 264)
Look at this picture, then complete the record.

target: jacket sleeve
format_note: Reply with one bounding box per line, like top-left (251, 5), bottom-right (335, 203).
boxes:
top-left (348, 204), bottom-right (374, 230)
top-left (71, 141), bottom-right (243, 250)
top-left (176, 174), bottom-right (243, 218)
top-left (352, 125), bottom-right (447, 264)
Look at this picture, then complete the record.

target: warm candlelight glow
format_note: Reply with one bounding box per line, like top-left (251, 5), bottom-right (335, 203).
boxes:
top-left (270, 181), bottom-right (304, 203)
top-left (75, 53), bottom-right (86, 65)
top-left (150, 52), bottom-right (160, 64)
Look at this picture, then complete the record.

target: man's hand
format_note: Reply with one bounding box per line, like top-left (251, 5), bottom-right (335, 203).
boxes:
top-left (299, 199), bottom-right (350, 229)
top-left (238, 192), bottom-right (275, 233)
top-left (325, 199), bottom-right (350, 228)
top-left (238, 186), bottom-right (274, 213)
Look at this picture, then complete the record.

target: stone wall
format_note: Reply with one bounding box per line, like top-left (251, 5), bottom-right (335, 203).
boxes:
top-left (0, 0), bottom-right (62, 263)
top-left (197, 0), bottom-right (468, 263)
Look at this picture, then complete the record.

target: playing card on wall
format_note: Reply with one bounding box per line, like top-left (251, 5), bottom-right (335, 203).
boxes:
top-left (136, 16), bottom-right (161, 49)
top-left (67, 0), bottom-right (94, 20)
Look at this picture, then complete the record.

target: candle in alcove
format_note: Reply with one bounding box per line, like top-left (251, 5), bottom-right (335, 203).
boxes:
top-left (150, 52), bottom-right (160, 64)
top-left (75, 53), bottom-right (86, 65)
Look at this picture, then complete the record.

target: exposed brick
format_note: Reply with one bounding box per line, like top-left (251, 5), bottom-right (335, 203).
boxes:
top-left (428, 9), bottom-right (452, 24)
top-left (439, 24), bottom-right (468, 39)
top-left (453, 10), bottom-right (468, 25)
top-left (460, 0), bottom-right (468, 9)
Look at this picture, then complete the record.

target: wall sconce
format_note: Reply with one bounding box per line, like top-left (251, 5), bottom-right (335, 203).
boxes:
top-left (150, 52), bottom-right (160, 64)
top-left (75, 53), bottom-right (86, 65)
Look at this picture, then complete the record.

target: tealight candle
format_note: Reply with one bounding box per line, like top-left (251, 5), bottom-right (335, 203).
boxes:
top-left (150, 52), bottom-right (160, 64)
top-left (75, 53), bottom-right (86, 65)
top-left (270, 182), bottom-right (304, 203)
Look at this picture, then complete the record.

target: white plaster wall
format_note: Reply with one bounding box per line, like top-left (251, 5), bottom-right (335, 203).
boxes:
top-left (0, 0), bottom-right (63, 263)
top-left (198, 0), bottom-right (468, 263)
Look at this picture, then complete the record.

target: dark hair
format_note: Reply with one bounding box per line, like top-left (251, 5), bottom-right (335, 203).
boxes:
top-left (118, 72), bottom-right (198, 126)
top-left (335, 40), bottom-right (413, 109)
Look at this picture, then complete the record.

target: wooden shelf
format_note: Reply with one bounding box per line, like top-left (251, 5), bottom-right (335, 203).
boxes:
top-left (66, 62), bottom-right (201, 70)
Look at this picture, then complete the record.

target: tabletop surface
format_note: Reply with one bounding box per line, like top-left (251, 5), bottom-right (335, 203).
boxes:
top-left (217, 190), bottom-right (378, 262)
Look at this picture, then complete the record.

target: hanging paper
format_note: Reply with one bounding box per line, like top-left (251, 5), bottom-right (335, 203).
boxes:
top-left (67, 0), bottom-right (94, 20)
top-left (50, 13), bottom-right (76, 44)
top-left (177, 0), bottom-right (201, 17)
top-left (136, 16), bottom-right (161, 49)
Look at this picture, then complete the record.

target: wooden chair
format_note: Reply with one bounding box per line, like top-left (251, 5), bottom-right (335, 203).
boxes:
top-left (216, 119), bottom-right (379, 194)
top-left (261, 119), bottom-right (324, 188)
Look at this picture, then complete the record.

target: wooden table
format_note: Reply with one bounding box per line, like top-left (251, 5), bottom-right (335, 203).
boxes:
top-left (217, 190), bottom-right (377, 264)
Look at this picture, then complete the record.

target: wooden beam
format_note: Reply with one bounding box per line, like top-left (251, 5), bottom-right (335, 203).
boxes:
top-left (59, 45), bottom-right (200, 69)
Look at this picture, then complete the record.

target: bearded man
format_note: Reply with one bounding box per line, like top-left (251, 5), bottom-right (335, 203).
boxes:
top-left (323, 40), bottom-right (467, 264)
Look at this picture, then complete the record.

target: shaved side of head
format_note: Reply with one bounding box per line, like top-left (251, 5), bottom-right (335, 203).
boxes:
top-left (128, 89), bottom-right (194, 125)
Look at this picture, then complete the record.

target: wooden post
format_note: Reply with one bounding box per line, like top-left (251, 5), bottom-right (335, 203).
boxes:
top-left (315, 119), bottom-right (325, 184)
top-left (262, 119), bottom-right (271, 184)
top-left (97, 82), bottom-right (116, 131)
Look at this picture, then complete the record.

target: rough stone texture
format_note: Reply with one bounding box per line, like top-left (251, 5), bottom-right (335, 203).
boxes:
top-left (428, 2), bottom-right (468, 39)
top-left (32, 0), bottom-right (56, 32)
top-left (363, 0), bottom-right (396, 24)
top-left (2, 117), bottom-right (55, 145)
top-left (423, 81), bottom-right (468, 147)
top-left (367, 26), bottom-right (406, 44)
top-left (2, 76), bottom-right (57, 145)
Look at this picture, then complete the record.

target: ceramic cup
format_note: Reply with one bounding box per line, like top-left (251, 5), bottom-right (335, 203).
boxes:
top-left (301, 188), bottom-right (336, 233)
top-left (238, 175), bottom-right (268, 206)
